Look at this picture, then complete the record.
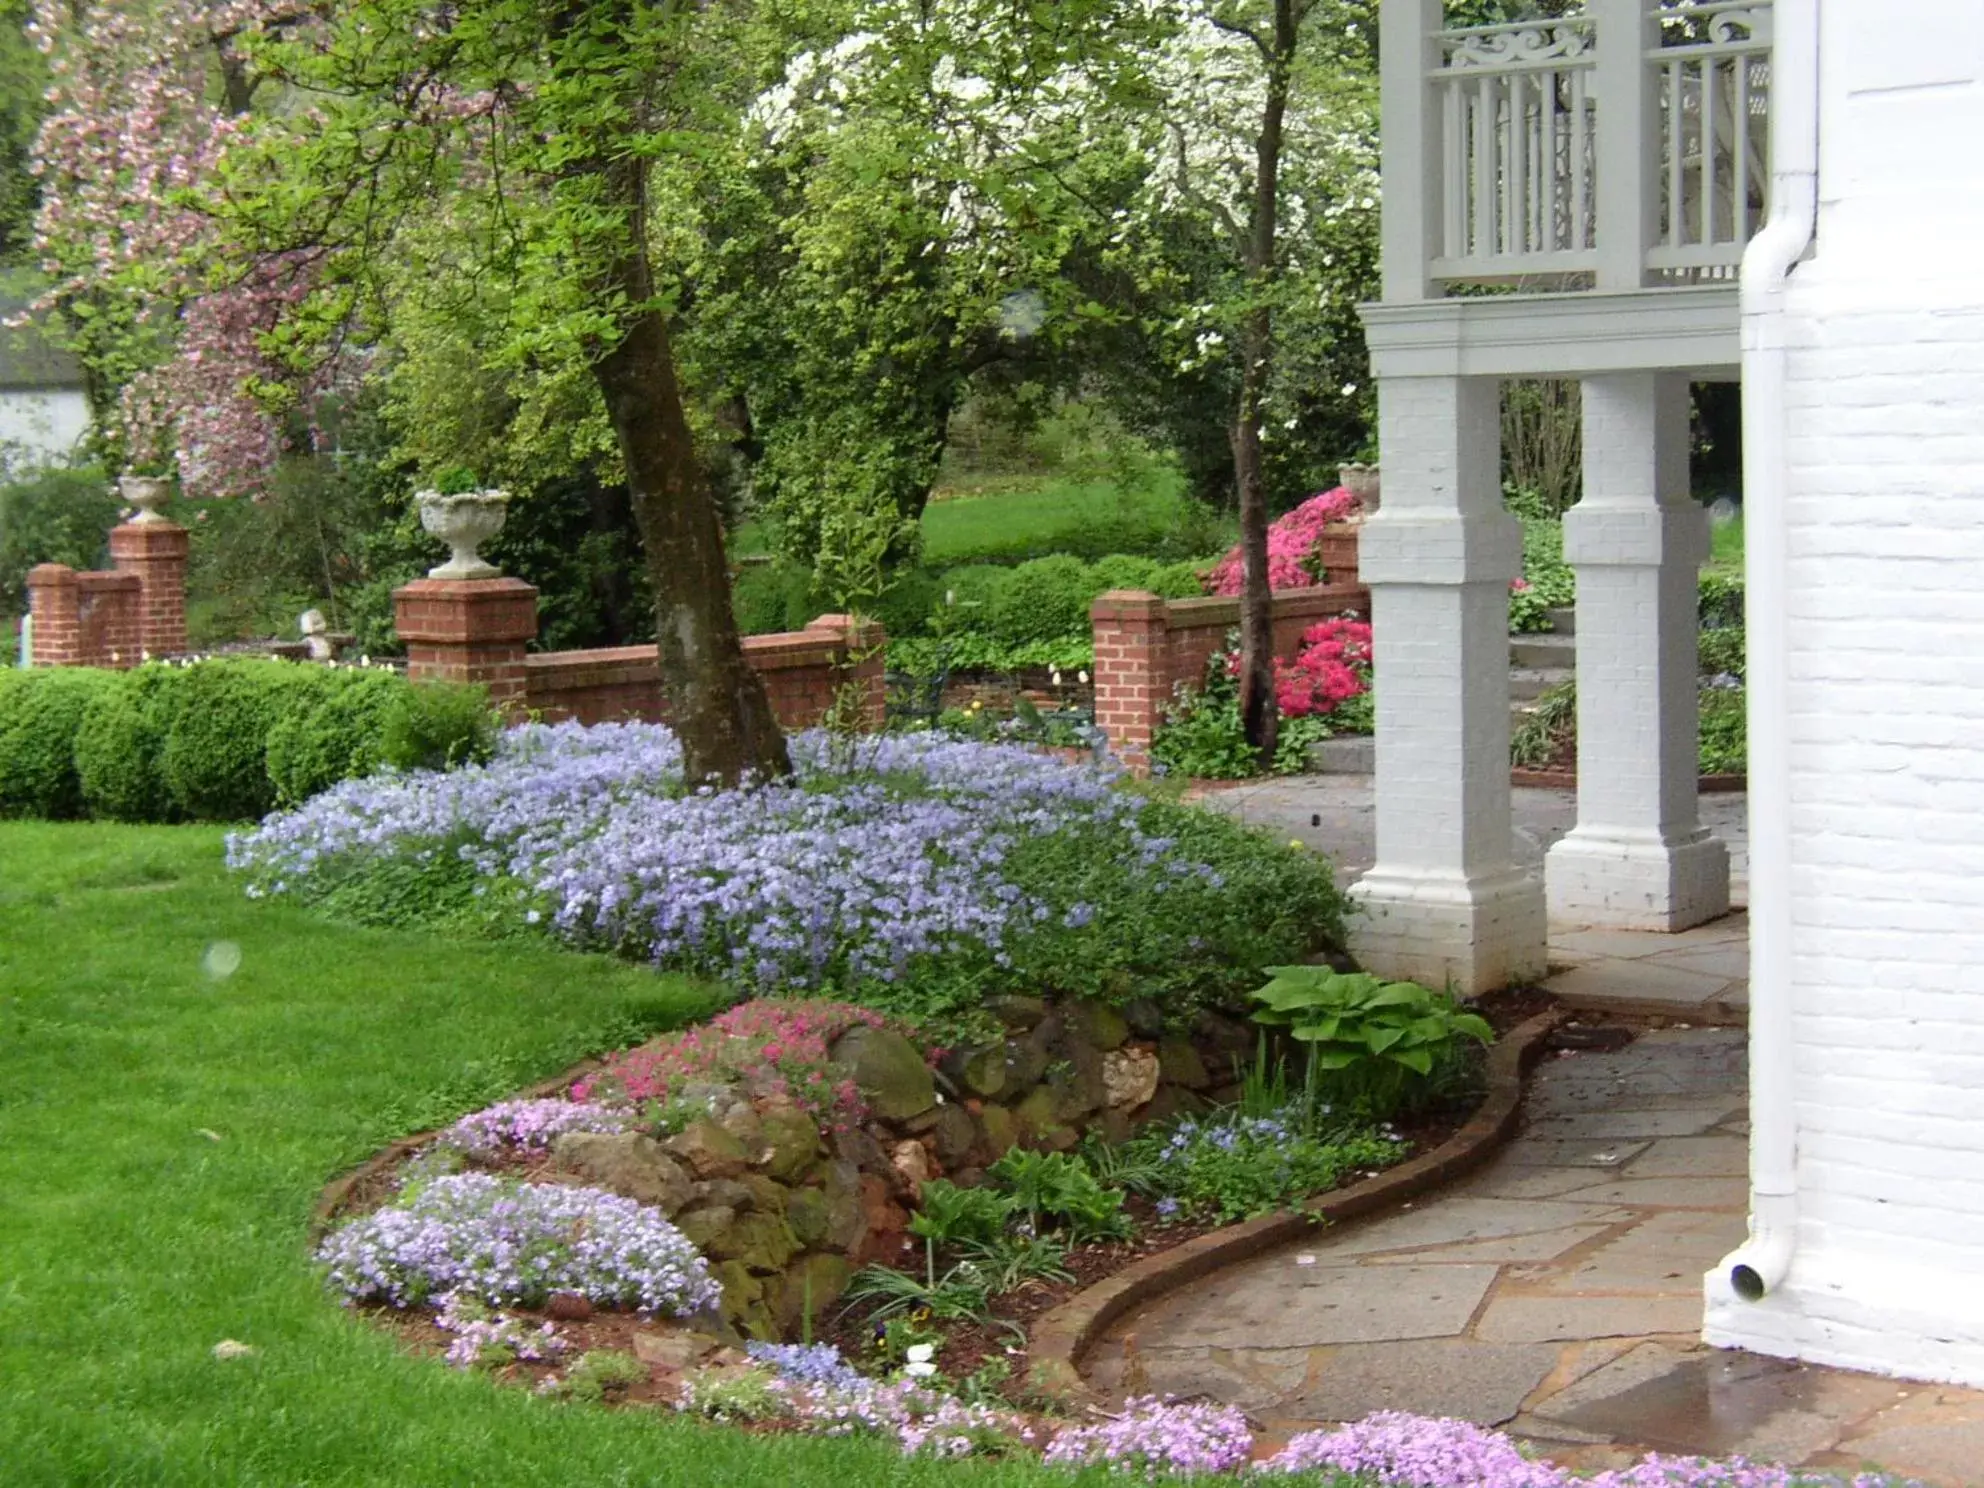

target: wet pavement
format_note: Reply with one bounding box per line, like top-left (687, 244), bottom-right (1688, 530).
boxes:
top-left (1086, 1028), bottom-right (1984, 1484)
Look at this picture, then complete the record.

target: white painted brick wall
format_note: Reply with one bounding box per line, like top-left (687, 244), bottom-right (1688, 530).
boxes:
top-left (1704, 0), bottom-right (1984, 1386)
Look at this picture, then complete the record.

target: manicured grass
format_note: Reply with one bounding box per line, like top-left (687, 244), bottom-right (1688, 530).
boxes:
top-left (1709, 511), bottom-right (1744, 573)
top-left (730, 469), bottom-right (1232, 568)
top-left (0, 822), bottom-right (1110, 1486)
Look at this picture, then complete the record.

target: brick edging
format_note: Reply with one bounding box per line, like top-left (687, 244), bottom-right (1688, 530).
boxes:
top-left (1021, 1007), bottom-right (1565, 1403)
top-left (308, 1056), bottom-right (604, 1243)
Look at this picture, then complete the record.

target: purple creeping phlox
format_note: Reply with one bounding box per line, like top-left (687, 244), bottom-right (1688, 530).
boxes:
top-left (433, 1289), bottom-right (567, 1369)
top-left (316, 1172), bottom-right (718, 1315)
top-left (1044, 1395), bottom-right (1254, 1476)
top-left (228, 724), bottom-right (1181, 993)
top-left (437, 1097), bottom-right (631, 1160)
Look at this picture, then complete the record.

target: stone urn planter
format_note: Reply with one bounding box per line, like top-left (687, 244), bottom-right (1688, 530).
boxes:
top-left (416, 489), bottom-right (510, 580)
top-left (1338, 462), bottom-right (1380, 515)
top-left (118, 474), bottom-right (174, 526)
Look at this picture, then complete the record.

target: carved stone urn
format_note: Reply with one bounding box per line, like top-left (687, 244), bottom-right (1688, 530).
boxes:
top-left (119, 474), bottom-right (174, 526)
top-left (416, 489), bottom-right (510, 580)
top-left (1338, 462), bottom-right (1380, 515)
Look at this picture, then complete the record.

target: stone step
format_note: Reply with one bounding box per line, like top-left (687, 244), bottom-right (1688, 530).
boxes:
top-left (1510, 633), bottom-right (1576, 670)
top-left (1306, 735), bottom-right (1375, 775)
top-left (1547, 606), bottom-right (1576, 636)
top-left (1510, 666), bottom-right (1575, 703)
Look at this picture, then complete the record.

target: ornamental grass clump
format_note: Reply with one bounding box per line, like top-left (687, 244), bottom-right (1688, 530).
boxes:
top-left (1043, 1395), bottom-right (1253, 1476)
top-left (436, 1098), bottom-right (631, 1161)
top-left (317, 1173), bottom-right (718, 1315)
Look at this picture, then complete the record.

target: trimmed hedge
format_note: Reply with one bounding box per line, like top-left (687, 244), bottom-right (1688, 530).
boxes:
top-left (2, 660), bottom-right (497, 823)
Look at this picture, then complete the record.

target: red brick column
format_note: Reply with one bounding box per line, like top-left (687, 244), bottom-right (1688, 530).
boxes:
top-left (25, 564), bottom-right (81, 666)
top-left (77, 572), bottom-right (141, 667)
top-left (393, 577), bottom-right (538, 712)
top-left (108, 520), bottom-right (191, 659)
top-left (806, 613), bottom-right (888, 728)
top-left (1313, 520), bottom-right (1362, 589)
top-left (1090, 589), bottom-right (1170, 775)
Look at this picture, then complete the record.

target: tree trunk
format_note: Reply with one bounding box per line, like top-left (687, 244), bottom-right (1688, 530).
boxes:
top-left (1233, 0), bottom-right (1299, 768)
top-left (591, 155), bottom-right (792, 789)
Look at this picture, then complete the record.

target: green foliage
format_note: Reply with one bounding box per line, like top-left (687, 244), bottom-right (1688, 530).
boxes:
top-left (159, 660), bottom-right (324, 822)
top-left (1511, 681), bottom-right (1578, 770)
top-left (917, 477), bottom-right (1233, 569)
top-left (1699, 571), bottom-right (1746, 631)
top-left (1698, 625), bottom-right (1746, 681)
top-left (539, 1350), bottom-right (648, 1405)
top-left (1149, 657), bottom-right (1343, 782)
top-left (989, 555), bottom-right (1094, 645)
top-left (1122, 1105), bottom-right (1407, 1223)
top-left (843, 1258), bottom-right (996, 1327)
top-left (0, 668), bottom-right (121, 819)
top-left (907, 1179), bottom-right (1015, 1250)
top-left (984, 1148), bottom-right (1131, 1243)
top-left (264, 668), bottom-right (404, 806)
top-left (1699, 685), bottom-right (1747, 774)
top-left (1248, 967), bottom-right (1493, 1119)
top-left (74, 665), bottom-right (187, 823)
top-left (377, 682), bottom-right (498, 774)
top-left (0, 462), bottom-right (119, 614)
top-left (989, 800), bottom-right (1348, 1023)
top-left (1510, 515), bottom-right (1575, 633)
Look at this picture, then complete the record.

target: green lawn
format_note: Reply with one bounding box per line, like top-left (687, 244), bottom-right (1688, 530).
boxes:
top-left (0, 822), bottom-right (1110, 1487)
top-left (731, 469), bottom-right (1231, 568)
top-left (1709, 511), bottom-right (1744, 574)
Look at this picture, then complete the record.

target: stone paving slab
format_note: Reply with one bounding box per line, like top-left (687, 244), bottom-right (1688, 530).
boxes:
top-left (1621, 1136), bottom-right (1750, 1179)
top-left (1524, 1105), bottom-right (1746, 1141)
top-left (1280, 1338), bottom-right (1564, 1426)
top-left (1135, 1261), bottom-right (1500, 1349)
top-left (1297, 1197), bottom-right (1629, 1258)
top-left (1475, 1294), bottom-right (1713, 1344)
top-left (1361, 1225), bottom-right (1613, 1267)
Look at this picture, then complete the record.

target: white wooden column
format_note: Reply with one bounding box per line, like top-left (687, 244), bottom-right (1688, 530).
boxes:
top-left (1546, 372), bottom-right (1729, 929)
top-left (1353, 374), bottom-right (1546, 994)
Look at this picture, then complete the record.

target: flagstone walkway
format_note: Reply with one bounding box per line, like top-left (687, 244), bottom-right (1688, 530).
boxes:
top-left (1085, 1027), bottom-right (1984, 1485)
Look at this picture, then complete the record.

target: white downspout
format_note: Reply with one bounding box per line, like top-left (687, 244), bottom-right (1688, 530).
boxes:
top-left (1720, 0), bottom-right (1818, 1304)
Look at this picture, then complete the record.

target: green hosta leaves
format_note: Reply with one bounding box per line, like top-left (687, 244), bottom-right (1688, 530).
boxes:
top-left (1247, 966), bottom-right (1494, 1099)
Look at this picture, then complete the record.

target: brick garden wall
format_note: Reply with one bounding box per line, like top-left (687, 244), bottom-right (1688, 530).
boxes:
top-left (1090, 525), bottom-right (1368, 773)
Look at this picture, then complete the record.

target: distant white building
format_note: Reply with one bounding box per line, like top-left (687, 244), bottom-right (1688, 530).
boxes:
top-left (0, 295), bottom-right (90, 468)
top-left (1362, 0), bottom-right (1984, 1388)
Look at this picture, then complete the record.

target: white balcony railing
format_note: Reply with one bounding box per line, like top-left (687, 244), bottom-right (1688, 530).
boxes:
top-left (1400, 0), bottom-right (1771, 296)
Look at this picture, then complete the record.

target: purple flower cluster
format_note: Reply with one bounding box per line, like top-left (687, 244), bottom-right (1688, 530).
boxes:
top-left (434, 1289), bottom-right (567, 1369)
top-left (317, 1172), bottom-right (718, 1316)
top-left (229, 724), bottom-right (1164, 992)
top-left (1258, 1414), bottom-right (1916, 1487)
top-left (438, 1098), bottom-right (630, 1160)
top-left (744, 1340), bottom-right (868, 1393)
top-left (1044, 1395), bottom-right (1254, 1476)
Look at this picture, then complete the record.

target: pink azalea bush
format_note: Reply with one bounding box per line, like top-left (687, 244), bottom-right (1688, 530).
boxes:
top-left (1205, 487), bottom-right (1361, 597)
top-left (573, 999), bottom-right (923, 1133)
top-left (1272, 617), bottom-right (1373, 719)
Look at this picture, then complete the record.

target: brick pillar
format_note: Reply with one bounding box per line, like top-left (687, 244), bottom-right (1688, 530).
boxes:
top-left (393, 577), bottom-right (538, 712)
top-left (1090, 589), bottom-right (1171, 775)
top-left (1314, 521), bottom-right (1362, 588)
top-left (806, 613), bottom-right (889, 728)
top-left (77, 572), bottom-right (141, 667)
top-left (109, 519), bottom-right (191, 659)
top-left (25, 564), bottom-right (81, 666)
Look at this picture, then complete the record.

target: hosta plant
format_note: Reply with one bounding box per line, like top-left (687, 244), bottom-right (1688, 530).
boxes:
top-left (1249, 968), bottom-right (1493, 1119)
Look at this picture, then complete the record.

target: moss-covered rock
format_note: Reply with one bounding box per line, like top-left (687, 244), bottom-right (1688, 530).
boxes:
top-left (549, 1131), bottom-right (692, 1216)
top-left (773, 1253), bottom-right (852, 1335)
top-left (757, 1104), bottom-right (820, 1181)
top-left (713, 1260), bottom-right (775, 1341)
top-left (1063, 1000), bottom-right (1130, 1052)
top-left (675, 1205), bottom-right (737, 1253)
top-left (784, 1185), bottom-right (831, 1248)
top-left (830, 1025), bottom-right (935, 1121)
top-left (665, 1118), bottom-right (751, 1180)
top-left (1158, 1037), bottom-right (1211, 1090)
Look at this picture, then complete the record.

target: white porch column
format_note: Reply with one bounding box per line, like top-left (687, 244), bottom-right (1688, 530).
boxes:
top-left (1546, 372), bottom-right (1729, 929)
top-left (1352, 374), bottom-right (1546, 994)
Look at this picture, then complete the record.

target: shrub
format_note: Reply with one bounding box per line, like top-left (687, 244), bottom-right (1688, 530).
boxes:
top-left (1084, 554), bottom-right (1162, 595)
top-left (376, 680), bottom-right (496, 773)
top-left (74, 665), bottom-right (188, 822)
top-left (265, 667), bottom-right (405, 805)
top-left (0, 668), bottom-right (122, 819)
top-left (1205, 487), bottom-right (1359, 596)
top-left (988, 554), bottom-right (1093, 644)
top-left (160, 659), bottom-right (325, 821)
top-left (731, 560), bottom-right (819, 635)
top-left (1699, 684), bottom-right (1746, 773)
top-left (1699, 570), bottom-right (1745, 630)
top-left (1145, 558), bottom-right (1214, 598)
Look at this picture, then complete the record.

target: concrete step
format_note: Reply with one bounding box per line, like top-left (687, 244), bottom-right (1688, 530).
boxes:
top-left (1510, 666), bottom-right (1575, 703)
top-left (1547, 606), bottom-right (1576, 636)
top-left (1306, 735), bottom-right (1375, 775)
top-left (1510, 632), bottom-right (1576, 670)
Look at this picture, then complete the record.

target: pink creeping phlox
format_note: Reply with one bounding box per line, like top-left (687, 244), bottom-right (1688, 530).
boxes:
top-left (1044, 1395), bottom-right (1254, 1476)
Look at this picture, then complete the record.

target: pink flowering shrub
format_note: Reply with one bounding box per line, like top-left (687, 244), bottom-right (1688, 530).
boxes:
top-left (1273, 618), bottom-right (1373, 719)
top-left (574, 1000), bottom-right (921, 1133)
top-left (1205, 487), bottom-right (1361, 597)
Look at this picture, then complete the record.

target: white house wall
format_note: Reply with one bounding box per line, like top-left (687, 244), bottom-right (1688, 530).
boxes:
top-left (0, 388), bottom-right (90, 467)
top-left (1703, 0), bottom-right (1984, 1386)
